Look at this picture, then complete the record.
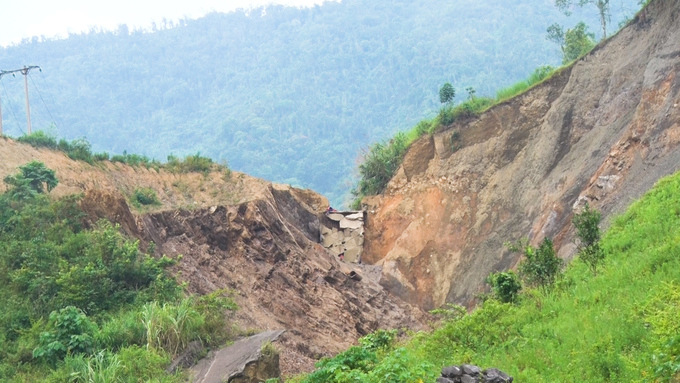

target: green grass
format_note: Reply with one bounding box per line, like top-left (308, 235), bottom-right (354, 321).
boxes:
top-left (14, 131), bottom-right (230, 177)
top-left (309, 170), bottom-right (680, 382)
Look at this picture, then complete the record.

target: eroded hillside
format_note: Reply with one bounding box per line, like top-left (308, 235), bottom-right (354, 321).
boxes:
top-left (0, 139), bottom-right (428, 375)
top-left (364, 0), bottom-right (680, 309)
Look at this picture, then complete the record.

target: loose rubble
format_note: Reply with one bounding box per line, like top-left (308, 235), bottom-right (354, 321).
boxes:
top-left (436, 364), bottom-right (513, 383)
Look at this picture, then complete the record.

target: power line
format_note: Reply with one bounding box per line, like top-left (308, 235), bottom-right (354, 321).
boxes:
top-left (29, 73), bottom-right (58, 131)
top-left (38, 71), bottom-right (65, 131)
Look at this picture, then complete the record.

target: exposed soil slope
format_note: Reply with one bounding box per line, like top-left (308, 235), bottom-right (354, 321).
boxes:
top-left (364, 0), bottom-right (680, 310)
top-left (140, 184), bottom-right (427, 375)
top-left (0, 139), bottom-right (427, 375)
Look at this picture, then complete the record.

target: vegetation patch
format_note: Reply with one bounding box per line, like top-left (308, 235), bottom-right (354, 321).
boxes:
top-left (307, 170), bottom-right (680, 382)
top-left (132, 187), bottom-right (161, 207)
top-left (165, 153), bottom-right (217, 175)
top-left (0, 162), bottom-right (238, 382)
top-left (13, 132), bottom-right (233, 178)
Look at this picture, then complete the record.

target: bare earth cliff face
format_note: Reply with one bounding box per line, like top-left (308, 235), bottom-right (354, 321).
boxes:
top-left (364, 0), bottom-right (680, 310)
top-left (0, 138), bottom-right (427, 375)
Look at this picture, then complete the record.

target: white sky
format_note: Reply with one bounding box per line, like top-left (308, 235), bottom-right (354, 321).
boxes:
top-left (0, 0), bottom-right (332, 47)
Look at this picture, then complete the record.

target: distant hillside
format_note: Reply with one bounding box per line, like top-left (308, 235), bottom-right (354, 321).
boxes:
top-left (0, 0), bottom-right (639, 205)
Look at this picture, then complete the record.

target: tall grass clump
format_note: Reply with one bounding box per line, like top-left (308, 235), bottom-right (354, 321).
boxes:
top-left (495, 66), bottom-right (555, 102)
top-left (16, 131), bottom-right (106, 164)
top-left (165, 153), bottom-right (218, 174)
top-left (111, 151), bottom-right (161, 169)
top-left (351, 132), bottom-right (409, 207)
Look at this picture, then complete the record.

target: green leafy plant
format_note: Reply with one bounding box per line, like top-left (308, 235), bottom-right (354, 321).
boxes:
top-left (573, 203), bottom-right (605, 273)
top-left (509, 237), bottom-right (563, 290)
top-left (353, 132), bottom-right (409, 201)
top-left (16, 131), bottom-right (59, 149)
top-left (430, 303), bottom-right (467, 322)
top-left (547, 21), bottom-right (596, 64)
top-left (359, 329), bottom-right (397, 352)
top-left (166, 153), bottom-right (216, 174)
top-left (439, 82), bottom-right (455, 104)
top-left (486, 271), bottom-right (522, 303)
top-left (33, 307), bottom-right (97, 365)
top-left (3, 161), bottom-right (58, 196)
top-left (133, 187), bottom-right (161, 206)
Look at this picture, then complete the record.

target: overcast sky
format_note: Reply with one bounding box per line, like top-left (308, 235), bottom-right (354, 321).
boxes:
top-left (0, 0), bottom-right (333, 47)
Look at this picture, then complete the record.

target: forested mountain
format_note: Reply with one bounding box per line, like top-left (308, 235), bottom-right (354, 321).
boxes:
top-left (0, 0), bottom-right (640, 205)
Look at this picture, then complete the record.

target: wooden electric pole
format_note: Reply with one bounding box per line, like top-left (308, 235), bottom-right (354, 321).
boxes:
top-left (20, 66), bottom-right (40, 135)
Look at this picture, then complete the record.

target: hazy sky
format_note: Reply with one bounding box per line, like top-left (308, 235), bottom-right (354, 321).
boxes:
top-left (0, 0), bottom-right (332, 47)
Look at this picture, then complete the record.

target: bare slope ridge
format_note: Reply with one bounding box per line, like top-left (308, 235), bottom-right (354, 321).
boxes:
top-left (0, 138), bottom-right (427, 375)
top-left (364, 0), bottom-right (680, 310)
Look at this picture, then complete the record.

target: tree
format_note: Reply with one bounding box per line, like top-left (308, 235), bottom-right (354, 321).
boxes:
top-left (555, 0), bottom-right (610, 39)
top-left (508, 237), bottom-right (563, 290)
top-left (547, 22), bottom-right (596, 64)
top-left (573, 203), bottom-right (605, 273)
top-left (486, 271), bottom-right (522, 303)
top-left (439, 82), bottom-right (455, 104)
top-left (465, 86), bottom-right (476, 100)
top-left (3, 161), bottom-right (58, 201)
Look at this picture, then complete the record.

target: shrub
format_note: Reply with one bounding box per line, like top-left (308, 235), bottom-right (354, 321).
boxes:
top-left (166, 153), bottom-right (216, 174)
top-left (111, 151), bottom-right (159, 169)
top-left (93, 152), bottom-right (110, 161)
top-left (60, 138), bottom-right (94, 163)
top-left (3, 161), bottom-right (58, 196)
top-left (429, 303), bottom-right (467, 322)
top-left (354, 132), bottom-right (409, 198)
top-left (486, 270), bottom-right (522, 303)
top-left (193, 289), bottom-right (238, 346)
top-left (133, 187), bottom-right (160, 206)
top-left (509, 237), bottom-right (563, 290)
top-left (33, 307), bottom-right (97, 365)
top-left (573, 203), bottom-right (605, 273)
top-left (359, 329), bottom-right (397, 352)
top-left (547, 22), bottom-right (596, 64)
top-left (17, 131), bottom-right (58, 149)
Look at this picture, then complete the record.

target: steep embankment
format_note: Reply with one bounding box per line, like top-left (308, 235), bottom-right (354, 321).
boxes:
top-left (0, 138), bottom-right (428, 375)
top-left (364, 0), bottom-right (680, 309)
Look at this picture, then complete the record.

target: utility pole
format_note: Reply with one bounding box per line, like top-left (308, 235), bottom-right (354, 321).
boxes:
top-left (20, 66), bottom-right (40, 135)
top-left (0, 69), bottom-right (22, 136)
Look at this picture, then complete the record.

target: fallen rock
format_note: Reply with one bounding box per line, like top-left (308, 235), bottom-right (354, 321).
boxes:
top-left (439, 364), bottom-right (512, 383)
top-left (191, 330), bottom-right (284, 383)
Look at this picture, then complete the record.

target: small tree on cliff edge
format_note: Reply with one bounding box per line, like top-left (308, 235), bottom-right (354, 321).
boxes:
top-left (547, 21), bottom-right (596, 64)
top-left (439, 82), bottom-right (455, 104)
top-left (555, 0), bottom-right (611, 39)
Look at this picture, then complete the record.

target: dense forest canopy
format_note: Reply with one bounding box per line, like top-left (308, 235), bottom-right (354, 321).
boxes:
top-left (0, 0), bottom-right (640, 205)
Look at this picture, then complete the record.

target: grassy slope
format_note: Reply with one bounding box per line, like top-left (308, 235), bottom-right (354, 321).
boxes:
top-left (306, 170), bottom-right (680, 382)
